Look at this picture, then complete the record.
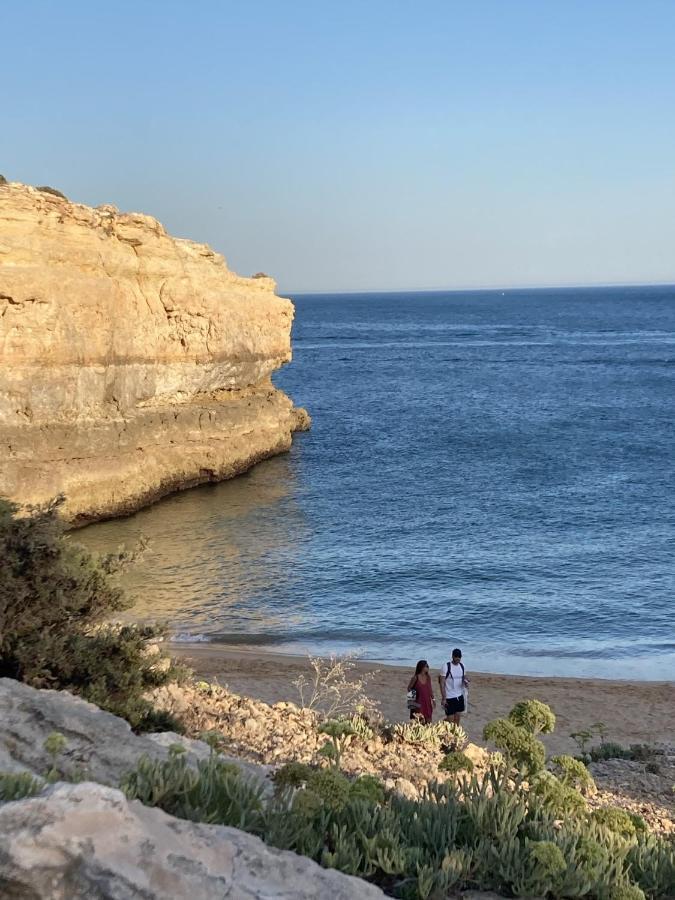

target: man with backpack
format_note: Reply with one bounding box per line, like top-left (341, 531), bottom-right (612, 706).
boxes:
top-left (439, 648), bottom-right (469, 724)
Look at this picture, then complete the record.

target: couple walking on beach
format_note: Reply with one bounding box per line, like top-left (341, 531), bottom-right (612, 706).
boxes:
top-left (407, 648), bottom-right (469, 725)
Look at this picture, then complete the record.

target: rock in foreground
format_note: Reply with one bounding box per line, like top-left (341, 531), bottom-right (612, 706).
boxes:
top-left (0, 781), bottom-right (385, 899)
top-left (0, 181), bottom-right (309, 523)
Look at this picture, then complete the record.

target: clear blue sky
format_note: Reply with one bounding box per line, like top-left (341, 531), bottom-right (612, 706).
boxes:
top-left (3, 1), bottom-right (675, 292)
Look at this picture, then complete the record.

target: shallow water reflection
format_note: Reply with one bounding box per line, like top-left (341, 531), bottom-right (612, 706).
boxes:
top-left (77, 453), bottom-right (309, 636)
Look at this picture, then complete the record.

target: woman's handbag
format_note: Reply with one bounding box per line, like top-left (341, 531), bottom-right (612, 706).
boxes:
top-left (406, 676), bottom-right (420, 710)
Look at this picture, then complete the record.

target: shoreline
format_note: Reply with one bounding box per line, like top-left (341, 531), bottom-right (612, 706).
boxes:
top-left (169, 642), bottom-right (675, 757)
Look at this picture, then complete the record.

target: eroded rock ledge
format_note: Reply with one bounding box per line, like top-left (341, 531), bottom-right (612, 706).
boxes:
top-left (0, 181), bottom-right (309, 523)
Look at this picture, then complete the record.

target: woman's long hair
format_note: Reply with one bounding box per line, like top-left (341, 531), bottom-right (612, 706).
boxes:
top-left (415, 659), bottom-right (428, 675)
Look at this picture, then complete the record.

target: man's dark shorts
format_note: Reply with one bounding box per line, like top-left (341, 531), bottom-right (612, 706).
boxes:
top-left (444, 695), bottom-right (465, 716)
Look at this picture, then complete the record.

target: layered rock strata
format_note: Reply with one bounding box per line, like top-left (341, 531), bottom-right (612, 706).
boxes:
top-left (0, 182), bottom-right (309, 523)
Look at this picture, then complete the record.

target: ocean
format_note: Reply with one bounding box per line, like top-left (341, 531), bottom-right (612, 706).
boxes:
top-left (78, 286), bottom-right (675, 680)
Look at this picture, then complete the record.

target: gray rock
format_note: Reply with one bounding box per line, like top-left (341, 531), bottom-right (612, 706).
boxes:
top-left (0, 678), bottom-right (268, 787)
top-left (0, 781), bottom-right (385, 899)
top-left (147, 731), bottom-right (272, 786)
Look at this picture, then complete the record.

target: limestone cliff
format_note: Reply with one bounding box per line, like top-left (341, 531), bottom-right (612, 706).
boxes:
top-left (0, 182), bottom-right (309, 524)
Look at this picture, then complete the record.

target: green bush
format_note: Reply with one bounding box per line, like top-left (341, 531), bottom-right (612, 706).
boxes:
top-left (318, 720), bottom-right (357, 769)
top-left (439, 751), bottom-right (474, 776)
top-left (483, 718), bottom-right (545, 775)
top-left (349, 774), bottom-right (386, 804)
top-left (120, 751), bottom-right (675, 900)
top-left (609, 886), bottom-right (647, 900)
top-left (589, 742), bottom-right (632, 762)
top-left (592, 807), bottom-right (639, 840)
top-left (306, 768), bottom-right (351, 811)
top-left (627, 832), bottom-right (675, 898)
top-left (36, 185), bottom-right (68, 199)
top-left (508, 699), bottom-right (556, 735)
top-left (531, 771), bottom-right (587, 817)
top-left (121, 750), bottom-right (266, 833)
top-left (0, 497), bottom-right (179, 731)
top-left (0, 771), bottom-right (43, 802)
top-left (550, 754), bottom-right (596, 794)
top-left (272, 761), bottom-right (314, 793)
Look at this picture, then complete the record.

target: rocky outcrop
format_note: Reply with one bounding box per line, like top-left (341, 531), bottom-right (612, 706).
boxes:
top-left (0, 181), bottom-right (309, 524)
top-left (0, 677), bottom-right (268, 787)
top-left (0, 782), bottom-right (385, 899)
top-left (0, 679), bottom-right (383, 898)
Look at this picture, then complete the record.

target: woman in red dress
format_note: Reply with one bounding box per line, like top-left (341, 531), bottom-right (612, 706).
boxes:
top-left (407, 659), bottom-right (436, 723)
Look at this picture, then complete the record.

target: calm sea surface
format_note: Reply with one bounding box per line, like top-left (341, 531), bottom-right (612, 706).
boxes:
top-left (79, 287), bottom-right (675, 680)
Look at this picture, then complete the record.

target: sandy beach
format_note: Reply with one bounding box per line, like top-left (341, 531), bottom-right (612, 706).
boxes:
top-left (169, 643), bottom-right (674, 757)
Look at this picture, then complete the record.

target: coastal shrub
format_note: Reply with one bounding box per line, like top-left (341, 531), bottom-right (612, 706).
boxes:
top-left (0, 174), bottom-right (7, 185)
top-left (306, 768), bottom-right (351, 811)
top-left (483, 718), bottom-right (545, 776)
top-left (121, 750), bottom-right (675, 900)
top-left (0, 771), bottom-right (43, 802)
top-left (512, 840), bottom-right (567, 897)
top-left (571, 728), bottom-right (596, 759)
top-left (508, 699), bottom-right (556, 735)
top-left (531, 771), bottom-right (588, 817)
top-left (392, 720), bottom-right (467, 750)
top-left (121, 750), bottom-right (266, 833)
top-left (610, 886), bottom-right (647, 900)
top-left (349, 774), bottom-right (385, 804)
top-left (627, 832), bottom-right (675, 898)
top-left (590, 741), bottom-right (632, 762)
top-left (592, 807), bottom-right (640, 840)
top-left (550, 754), bottom-right (596, 794)
top-left (0, 496), bottom-right (179, 731)
top-left (439, 751), bottom-right (474, 777)
top-left (292, 652), bottom-right (381, 719)
top-left (272, 761), bottom-right (314, 793)
top-left (36, 184), bottom-right (68, 199)
top-left (44, 731), bottom-right (68, 782)
top-left (629, 743), bottom-right (658, 762)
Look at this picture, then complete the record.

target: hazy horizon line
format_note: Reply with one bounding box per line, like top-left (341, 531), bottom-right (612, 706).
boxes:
top-left (283, 279), bottom-right (675, 298)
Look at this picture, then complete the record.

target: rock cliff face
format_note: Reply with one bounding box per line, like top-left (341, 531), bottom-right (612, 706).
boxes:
top-left (0, 182), bottom-right (309, 524)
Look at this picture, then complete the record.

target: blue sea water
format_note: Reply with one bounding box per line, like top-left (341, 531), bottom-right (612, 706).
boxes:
top-left (79, 286), bottom-right (675, 680)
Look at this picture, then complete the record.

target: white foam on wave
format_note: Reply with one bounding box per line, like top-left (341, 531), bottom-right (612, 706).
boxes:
top-left (170, 631), bottom-right (212, 643)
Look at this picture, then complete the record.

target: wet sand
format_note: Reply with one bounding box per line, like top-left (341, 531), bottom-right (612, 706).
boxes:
top-left (169, 643), bottom-right (675, 756)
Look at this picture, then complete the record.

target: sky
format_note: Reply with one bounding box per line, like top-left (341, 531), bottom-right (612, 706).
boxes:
top-left (2, 0), bottom-right (675, 293)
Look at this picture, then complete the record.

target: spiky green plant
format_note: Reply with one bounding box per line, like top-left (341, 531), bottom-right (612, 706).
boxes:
top-left (0, 771), bottom-right (43, 802)
top-left (121, 752), bottom-right (266, 833)
top-left (392, 719), bottom-right (467, 750)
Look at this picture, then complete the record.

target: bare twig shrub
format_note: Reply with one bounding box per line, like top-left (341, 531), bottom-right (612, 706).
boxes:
top-left (292, 653), bottom-right (380, 720)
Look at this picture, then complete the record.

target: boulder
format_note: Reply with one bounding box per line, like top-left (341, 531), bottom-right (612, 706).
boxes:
top-left (0, 678), bottom-right (268, 787)
top-left (0, 781), bottom-right (385, 899)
